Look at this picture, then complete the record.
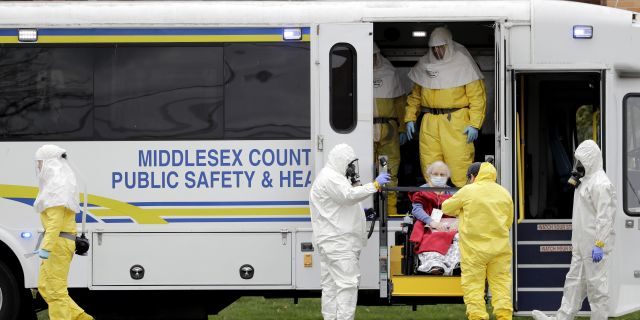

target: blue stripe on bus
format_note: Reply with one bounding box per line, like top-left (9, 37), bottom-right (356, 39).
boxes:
top-left (36, 28), bottom-right (311, 36)
top-left (165, 217), bottom-right (311, 223)
top-left (74, 212), bottom-right (98, 223)
top-left (130, 201), bottom-right (309, 207)
top-left (0, 30), bottom-right (17, 36)
top-left (102, 218), bottom-right (134, 223)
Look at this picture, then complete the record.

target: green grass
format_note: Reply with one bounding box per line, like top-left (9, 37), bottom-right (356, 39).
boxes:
top-left (208, 297), bottom-right (640, 319)
top-left (37, 297), bottom-right (640, 319)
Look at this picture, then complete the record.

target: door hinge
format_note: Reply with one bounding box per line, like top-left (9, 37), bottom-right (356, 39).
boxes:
top-left (280, 228), bottom-right (289, 245)
top-left (316, 25), bottom-right (320, 35)
top-left (317, 135), bottom-right (324, 151)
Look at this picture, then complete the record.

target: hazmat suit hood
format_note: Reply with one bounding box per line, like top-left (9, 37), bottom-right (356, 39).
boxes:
top-left (574, 139), bottom-right (603, 177)
top-left (474, 162), bottom-right (497, 183)
top-left (326, 144), bottom-right (356, 178)
top-left (373, 43), bottom-right (405, 98)
top-left (408, 27), bottom-right (484, 89)
top-left (34, 144), bottom-right (80, 214)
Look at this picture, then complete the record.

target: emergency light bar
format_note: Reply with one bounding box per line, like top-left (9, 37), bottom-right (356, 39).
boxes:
top-left (18, 29), bottom-right (38, 42)
top-left (283, 28), bottom-right (302, 40)
top-left (573, 25), bottom-right (593, 39)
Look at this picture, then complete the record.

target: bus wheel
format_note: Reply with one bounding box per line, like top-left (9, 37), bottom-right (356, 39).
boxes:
top-left (0, 260), bottom-right (20, 320)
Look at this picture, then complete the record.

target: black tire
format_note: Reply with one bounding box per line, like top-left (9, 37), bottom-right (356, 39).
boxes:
top-left (0, 260), bottom-right (20, 320)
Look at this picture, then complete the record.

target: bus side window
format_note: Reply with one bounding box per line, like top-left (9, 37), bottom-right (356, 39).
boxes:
top-left (329, 43), bottom-right (357, 133)
top-left (625, 94), bottom-right (640, 216)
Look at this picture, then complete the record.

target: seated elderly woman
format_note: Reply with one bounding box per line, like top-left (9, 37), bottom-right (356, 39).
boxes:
top-left (409, 161), bottom-right (461, 275)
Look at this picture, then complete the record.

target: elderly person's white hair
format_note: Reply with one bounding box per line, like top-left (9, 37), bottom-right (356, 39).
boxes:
top-left (426, 160), bottom-right (451, 177)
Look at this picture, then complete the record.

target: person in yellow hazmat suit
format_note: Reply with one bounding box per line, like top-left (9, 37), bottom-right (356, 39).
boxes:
top-left (373, 42), bottom-right (408, 215)
top-left (405, 27), bottom-right (487, 187)
top-left (442, 162), bottom-right (514, 320)
top-left (33, 145), bottom-right (93, 320)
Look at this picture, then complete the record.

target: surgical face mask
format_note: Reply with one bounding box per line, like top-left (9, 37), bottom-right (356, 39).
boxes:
top-left (568, 160), bottom-right (585, 187)
top-left (345, 159), bottom-right (360, 185)
top-left (430, 176), bottom-right (448, 187)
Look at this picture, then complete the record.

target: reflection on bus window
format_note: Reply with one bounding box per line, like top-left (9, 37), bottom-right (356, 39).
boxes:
top-left (329, 43), bottom-right (357, 133)
top-left (625, 95), bottom-right (640, 215)
top-left (0, 43), bottom-right (310, 141)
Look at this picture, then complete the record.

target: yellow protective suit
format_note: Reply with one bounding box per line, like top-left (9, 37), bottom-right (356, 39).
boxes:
top-left (374, 96), bottom-right (405, 215)
top-left (405, 80), bottom-right (486, 187)
top-left (39, 206), bottom-right (93, 320)
top-left (441, 163), bottom-right (514, 320)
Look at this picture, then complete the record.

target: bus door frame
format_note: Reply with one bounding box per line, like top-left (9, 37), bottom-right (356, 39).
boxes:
top-left (507, 65), bottom-right (607, 314)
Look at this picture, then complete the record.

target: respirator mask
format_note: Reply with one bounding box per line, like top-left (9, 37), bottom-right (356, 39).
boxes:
top-left (567, 160), bottom-right (585, 187)
top-left (345, 159), bottom-right (360, 185)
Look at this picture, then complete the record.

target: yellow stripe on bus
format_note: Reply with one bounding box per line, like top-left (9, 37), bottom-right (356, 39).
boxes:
top-left (0, 184), bottom-right (309, 224)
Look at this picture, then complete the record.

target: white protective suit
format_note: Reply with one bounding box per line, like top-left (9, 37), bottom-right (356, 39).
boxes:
top-left (34, 145), bottom-right (80, 214)
top-left (309, 144), bottom-right (379, 320)
top-left (533, 140), bottom-right (616, 320)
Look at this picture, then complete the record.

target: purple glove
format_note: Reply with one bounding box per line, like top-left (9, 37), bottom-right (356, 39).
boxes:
top-left (592, 246), bottom-right (603, 263)
top-left (375, 173), bottom-right (391, 185)
top-left (35, 248), bottom-right (50, 259)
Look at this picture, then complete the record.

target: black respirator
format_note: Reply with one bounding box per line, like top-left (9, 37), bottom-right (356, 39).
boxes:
top-left (345, 159), bottom-right (360, 185)
top-left (75, 234), bottom-right (90, 255)
top-left (567, 160), bottom-right (585, 187)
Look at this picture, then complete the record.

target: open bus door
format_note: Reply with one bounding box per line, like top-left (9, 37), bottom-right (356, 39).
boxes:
top-left (510, 67), bottom-right (605, 315)
top-left (313, 23), bottom-right (374, 180)
top-left (312, 22), bottom-right (382, 292)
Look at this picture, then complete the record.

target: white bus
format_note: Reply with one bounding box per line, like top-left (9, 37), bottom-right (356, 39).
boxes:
top-left (0, 1), bottom-right (639, 319)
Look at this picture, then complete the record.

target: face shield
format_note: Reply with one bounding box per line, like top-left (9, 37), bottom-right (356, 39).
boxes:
top-left (345, 158), bottom-right (360, 185)
top-left (431, 44), bottom-right (447, 60)
top-left (568, 160), bottom-right (586, 187)
top-left (35, 160), bottom-right (43, 177)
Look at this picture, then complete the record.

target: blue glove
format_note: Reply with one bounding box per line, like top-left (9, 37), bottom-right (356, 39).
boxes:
top-left (592, 246), bottom-right (604, 263)
top-left (399, 133), bottom-right (408, 146)
top-left (406, 122), bottom-right (416, 140)
top-left (35, 248), bottom-right (50, 259)
top-left (375, 173), bottom-right (391, 185)
top-left (463, 126), bottom-right (479, 143)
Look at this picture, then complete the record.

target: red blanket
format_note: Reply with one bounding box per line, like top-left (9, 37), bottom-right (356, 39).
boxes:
top-left (408, 190), bottom-right (456, 255)
top-left (410, 220), bottom-right (457, 255)
top-left (409, 191), bottom-right (455, 219)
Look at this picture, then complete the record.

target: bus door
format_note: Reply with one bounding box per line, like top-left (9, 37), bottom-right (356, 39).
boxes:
top-left (611, 67), bottom-right (640, 316)
top-left (510, 69), bottom-right (605, 314)
top-left (313, 23), bottom-right (374, 178)
top-left (312, 23), bottom-right (380, 291)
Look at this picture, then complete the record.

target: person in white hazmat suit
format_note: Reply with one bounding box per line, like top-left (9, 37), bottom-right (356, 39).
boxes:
top-left (34, 145), bottom-right (93, 320)
top-left (310, 144), bottom-right (391, 320)
top-left (532, 140), bottom-right (616, 320)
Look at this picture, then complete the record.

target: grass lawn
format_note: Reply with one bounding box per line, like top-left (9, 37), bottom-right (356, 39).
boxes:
top-left (37, 297), bottom-right (640, 319)
top-left (208, 297), bottom-right (640, 319)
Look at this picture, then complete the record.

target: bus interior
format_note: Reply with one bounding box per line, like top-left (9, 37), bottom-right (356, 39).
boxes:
top-left (373, 21), bottom-right (497, 215)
